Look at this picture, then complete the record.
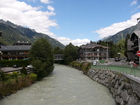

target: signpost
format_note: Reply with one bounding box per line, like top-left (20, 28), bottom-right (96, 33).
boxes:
top-left (136, 51), bottom-right (140, 57)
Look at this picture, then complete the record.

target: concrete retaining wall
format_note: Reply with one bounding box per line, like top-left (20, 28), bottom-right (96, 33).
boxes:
top-left (87, 69), bottom-right (140, 105)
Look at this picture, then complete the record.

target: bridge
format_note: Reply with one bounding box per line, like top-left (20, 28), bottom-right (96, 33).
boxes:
top-left (54, 54), bottom-right (64, 60)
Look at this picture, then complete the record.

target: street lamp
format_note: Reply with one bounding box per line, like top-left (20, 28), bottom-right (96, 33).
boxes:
top-left (118, 53), bottom-right (120, 60)
top-left (106, 42), bottom-right (108, 61)
top-left (97, 49), bottom-right (99, 61)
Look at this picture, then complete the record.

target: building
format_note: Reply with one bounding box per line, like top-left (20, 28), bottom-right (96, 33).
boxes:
top-left (0, 41), bottom-right (31, 60)
top-left (127, 30), bottom-right (139, 64)
top-left (0, 41), bottom-right (64, 61)
top-left (79, 43), bottom-right (109, 61)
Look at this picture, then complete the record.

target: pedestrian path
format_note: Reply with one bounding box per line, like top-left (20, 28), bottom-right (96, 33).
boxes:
top-left (91, 64), bottom-right (140, 83)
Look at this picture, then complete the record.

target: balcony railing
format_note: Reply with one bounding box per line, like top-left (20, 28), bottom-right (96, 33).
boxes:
top-left (2, 54), bottom-right (28, 57)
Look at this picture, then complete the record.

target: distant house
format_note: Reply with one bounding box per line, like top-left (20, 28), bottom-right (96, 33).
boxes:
top-left (79, 43), bottom-right (109, 61)
top-left (0, 41), bottom-right (31, 60)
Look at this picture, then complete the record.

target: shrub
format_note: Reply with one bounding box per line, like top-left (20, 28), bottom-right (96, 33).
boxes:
top-left (0, 69), bottom-right (5, 81)
top-left (20, 66), bottom-right (27, 75)
top-left (29, 73), bottom-right (37, 82)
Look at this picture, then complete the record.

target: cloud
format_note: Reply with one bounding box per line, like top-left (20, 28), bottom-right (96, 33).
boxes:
top-left (130, 0), bottom-right (137, 6)
top-left (56, 37), bottom-right (90, 46)
top-left (40, 0), bottom-right (52, 4)
top-left (94, 12), bottom-right (140, 38)
top-left (47, 5), bottom-right (55, 11)
top-left (0, 0), bottom-right (57, 37)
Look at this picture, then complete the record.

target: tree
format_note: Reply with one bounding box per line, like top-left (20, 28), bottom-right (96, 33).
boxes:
top-left (53, 46), bottom-right (64, 54)
top-left (117, 39), bottom-right (125, 56)
top-left (124, 34), bottom-right (130, 58)
top-left (64, 43), bottom-right (79, 65)
top-left (29, 38), bottom-right (54, 80)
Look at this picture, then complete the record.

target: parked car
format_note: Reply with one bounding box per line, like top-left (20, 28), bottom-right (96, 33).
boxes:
top-left (93, 60), bottom-right (97, 65)
top-left (27, 65), bottom-right (33, 69)
top-left (13, 65), bottom-right (19, 68)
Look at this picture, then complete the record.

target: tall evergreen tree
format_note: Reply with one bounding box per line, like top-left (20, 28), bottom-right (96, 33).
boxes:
top-left (29, 38), bottom-right (54, 80)
top-left (64, 43), bottom-right (79, 65)
top-left (124, 34), bottom-right (130, 58)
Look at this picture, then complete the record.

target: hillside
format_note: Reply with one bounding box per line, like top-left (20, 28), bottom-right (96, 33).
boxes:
top-left (102, 22), bottom-right (140, 44)
top-left (0, 19), bottom-right (65, 49)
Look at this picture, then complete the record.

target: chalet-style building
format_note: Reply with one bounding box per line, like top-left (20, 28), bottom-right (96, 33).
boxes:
top-left (0, 41), bottom-right (31, 60)
top-left (127, 29), bottom-right (139, 64)
top-left (0, 41), bottom-right (64, 61)
top-left (79, 43), bottom-right (109, 61)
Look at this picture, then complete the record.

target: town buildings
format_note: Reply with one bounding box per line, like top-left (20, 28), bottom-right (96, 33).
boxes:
top-left (0, 41), bottom-right (31, 60)
top-left (79, 43), bottom-right (109, 61)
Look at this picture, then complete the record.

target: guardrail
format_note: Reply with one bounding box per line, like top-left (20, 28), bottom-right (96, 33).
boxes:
top-left (91, 64), bottom-right (140, 77)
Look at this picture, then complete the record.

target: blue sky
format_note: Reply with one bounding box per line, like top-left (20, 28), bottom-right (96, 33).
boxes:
top-left (0, 0), bottom-right (140, 46)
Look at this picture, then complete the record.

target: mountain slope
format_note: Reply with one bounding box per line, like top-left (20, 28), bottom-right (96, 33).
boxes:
top-left (102, 22), bottom-right (140, 44)
top-left (0, 19), bottom-right (65, 49)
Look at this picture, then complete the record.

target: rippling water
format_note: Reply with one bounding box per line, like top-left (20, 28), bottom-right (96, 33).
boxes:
top-left (0, 64), bottom-right (116, 105)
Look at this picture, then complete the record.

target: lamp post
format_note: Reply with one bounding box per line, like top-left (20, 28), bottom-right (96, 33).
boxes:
top-left (107, 42), bottom-right (108, 61)
top-left (118, 53), bottom-right (120, 61)
top-left (97, 49), bottom-right (99, 61)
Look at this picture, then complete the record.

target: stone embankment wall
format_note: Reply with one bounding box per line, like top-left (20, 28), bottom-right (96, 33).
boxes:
top-left (87, 69), bottom-right (140, 105)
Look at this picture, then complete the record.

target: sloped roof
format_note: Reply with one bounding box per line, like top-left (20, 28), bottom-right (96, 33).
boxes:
top-left (80, 43), bottom-right (108, 49)
top-left (0, 45), bottom-right (31, 51)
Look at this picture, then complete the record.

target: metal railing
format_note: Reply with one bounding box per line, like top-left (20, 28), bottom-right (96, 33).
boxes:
top-left (91, 63), bottom-right (140, 77)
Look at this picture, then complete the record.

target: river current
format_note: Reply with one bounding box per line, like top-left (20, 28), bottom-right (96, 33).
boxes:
top-left (0, 64), bottom-right (116, 105)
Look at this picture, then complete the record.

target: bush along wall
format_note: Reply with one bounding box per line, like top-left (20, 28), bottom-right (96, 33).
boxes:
top-left (69, 61), bottom-right (91, 74)
top-left (87, 69), bottom-right (140, 105)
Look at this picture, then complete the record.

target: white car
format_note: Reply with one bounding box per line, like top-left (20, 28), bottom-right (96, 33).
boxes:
top-left (93, 60), bottom-right (97, 65)
top-left (27, 65), bottom-right (33, 69)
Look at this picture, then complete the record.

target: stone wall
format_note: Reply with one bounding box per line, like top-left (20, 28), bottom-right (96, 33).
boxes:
top-left (87, 69), bottom-right (140, 105)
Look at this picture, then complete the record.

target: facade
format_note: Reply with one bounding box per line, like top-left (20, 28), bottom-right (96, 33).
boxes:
top-left (0, 41), bottom-right (31, 60)
top-left (0, 41), bottom-right (64, 61)
top-left (127, 30), bottom-right (140, 64)
top-left (79, 43), bottom-right (109, 61)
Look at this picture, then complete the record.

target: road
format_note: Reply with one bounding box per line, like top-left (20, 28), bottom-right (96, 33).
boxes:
top-left (1, 67), bottom-right (22, 73)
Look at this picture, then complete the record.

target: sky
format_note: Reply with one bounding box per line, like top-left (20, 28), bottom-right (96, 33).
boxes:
top-left (0, 0), bottom-right (140, 46)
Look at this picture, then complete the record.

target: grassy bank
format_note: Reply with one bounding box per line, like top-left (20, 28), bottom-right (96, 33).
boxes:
top-left (0, 70), bottom-right (37, 99)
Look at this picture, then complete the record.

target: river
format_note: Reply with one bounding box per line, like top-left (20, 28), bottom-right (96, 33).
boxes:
top-left (0, 64), bottom-right (116, 105)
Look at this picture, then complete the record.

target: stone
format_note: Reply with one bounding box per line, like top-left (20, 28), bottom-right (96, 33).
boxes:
top-left (128, 96), bottom-right (139, 105)
top-left (121, 90), bottom-right (129, 102)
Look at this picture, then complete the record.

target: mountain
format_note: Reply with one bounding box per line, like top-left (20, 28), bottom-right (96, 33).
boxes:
top-left (102, 22), bottom-right (140, 44)
top-left (0, 19), bottom-right (65, 49)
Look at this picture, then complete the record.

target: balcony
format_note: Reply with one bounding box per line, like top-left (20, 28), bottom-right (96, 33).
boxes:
top-left (2, 54), bottom-right (28, 57)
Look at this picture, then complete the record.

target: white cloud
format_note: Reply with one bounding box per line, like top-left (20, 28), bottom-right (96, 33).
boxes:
top-left (0, 0), bottom-right (57, 37)
top-left (47, 5), bottom-right (55, 11)
top-left (130, 0), bottom-right (137, 6)
top-left (0, 0), bottom-right (89, 46)
top-left (94, 12), bottom-right (140, 38)
top-left (56, 37), bottom-right (90, 46)
top-left (40, 0), bottom-right (52, 4)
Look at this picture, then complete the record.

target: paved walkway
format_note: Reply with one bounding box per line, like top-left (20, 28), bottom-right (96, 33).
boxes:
top-left (91, 60), bottom-right (140, 84)
top-left (1, 67), bottom-right (22, 73)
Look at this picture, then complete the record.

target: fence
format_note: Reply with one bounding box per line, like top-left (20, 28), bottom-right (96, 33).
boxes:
top-left (91, 63), bottom-right (140, 77)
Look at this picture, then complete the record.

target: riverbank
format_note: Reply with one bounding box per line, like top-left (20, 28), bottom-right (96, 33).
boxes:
top-left (0, 73), bottom-right (37, 100)
top-left (87, 68), bottom-right (140, 105)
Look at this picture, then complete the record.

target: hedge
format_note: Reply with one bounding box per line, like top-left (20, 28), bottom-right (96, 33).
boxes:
top-left (0, 60), bottom-right (30, 67)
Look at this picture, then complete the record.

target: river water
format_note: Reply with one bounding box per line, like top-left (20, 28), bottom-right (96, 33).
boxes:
top-left (0, 64), bottom-right (116, 105)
